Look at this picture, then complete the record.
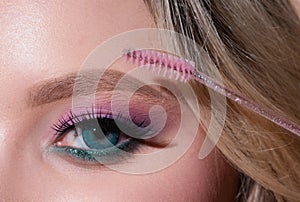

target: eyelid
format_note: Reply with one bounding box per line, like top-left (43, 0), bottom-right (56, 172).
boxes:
top-left (51, 107), bottom-right (150, 138)
top-left (50, 83), bottom-right (179, 135)
top-left (45, 82), bottom-right (180, 140)
top-left (51, 101), bottom-right (175, 142)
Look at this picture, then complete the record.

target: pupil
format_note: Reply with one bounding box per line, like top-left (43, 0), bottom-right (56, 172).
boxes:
top-left (81, 118), bottom-right (120, 150)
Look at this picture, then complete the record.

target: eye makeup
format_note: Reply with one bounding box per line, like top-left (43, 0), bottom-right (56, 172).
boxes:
top-left (37, 63), bottom-right (182, 168)
top-left (50, 106), bottom-right (149, 162)
top-left (47, 84), bottom-right (181, 166)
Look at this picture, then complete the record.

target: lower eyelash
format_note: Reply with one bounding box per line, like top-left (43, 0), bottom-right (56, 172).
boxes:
top-left (50, 139), bottom-right (140, 164)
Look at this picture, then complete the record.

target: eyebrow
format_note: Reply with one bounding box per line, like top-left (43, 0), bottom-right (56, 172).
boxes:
top-left (27, 69), bottom-right (171, 107)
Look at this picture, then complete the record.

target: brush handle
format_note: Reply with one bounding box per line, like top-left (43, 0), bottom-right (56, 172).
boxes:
top-left (192, 70), bottom-right (300, 136)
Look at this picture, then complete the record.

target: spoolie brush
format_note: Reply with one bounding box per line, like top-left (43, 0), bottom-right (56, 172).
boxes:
top-left (123, 48), bottom-right (300, 136)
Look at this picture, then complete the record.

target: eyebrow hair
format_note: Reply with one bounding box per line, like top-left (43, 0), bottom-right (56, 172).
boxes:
top-left (27, 69), bottom-right (171, 107)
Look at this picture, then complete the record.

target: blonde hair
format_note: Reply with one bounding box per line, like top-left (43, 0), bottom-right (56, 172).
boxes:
top-left (144, 0), bottom-right (300, 201)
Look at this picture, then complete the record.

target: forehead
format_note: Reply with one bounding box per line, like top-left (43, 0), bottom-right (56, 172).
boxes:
top-left (0, 0), bottom-right (154, 74)
top-left (0, 0), bottom-right (154, 116)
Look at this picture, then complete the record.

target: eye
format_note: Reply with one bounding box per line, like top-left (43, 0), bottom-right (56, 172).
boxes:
top-left (71, 117), bottom-right (122, 150)
top-left (81, 118), bottom-right (120, 149)
top-left (50, 108), bottom-right (156, 164)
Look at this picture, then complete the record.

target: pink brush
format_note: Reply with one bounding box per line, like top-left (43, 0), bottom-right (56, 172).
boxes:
top-left (123, 49), bottom-right (300, 136)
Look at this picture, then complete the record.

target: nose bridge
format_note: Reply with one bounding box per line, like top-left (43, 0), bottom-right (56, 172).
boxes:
top-left (0, 119), bottom-right (17, 167)
top-left (0, 120), bottom-right (22, 179)
top-left (0, 69), bottom-right (41, 198)
top-left (0, 112), bottom-right (33, 196)
top-left (0, 71), bottom-right (32, 162)
top-left (0, 123), bottom-right (40, 200)
top-left (0, 126), bottom-right (19, 199)
top-left (0, 146), bottom-right (32, 200)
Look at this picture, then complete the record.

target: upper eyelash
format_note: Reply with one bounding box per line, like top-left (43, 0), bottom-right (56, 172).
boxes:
top-left (124, 48), bottom-right (300, 136)
top-left (51, 106), bottom-right (148, 137)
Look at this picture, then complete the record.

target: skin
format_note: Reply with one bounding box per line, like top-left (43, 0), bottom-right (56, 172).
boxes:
top-left (0, 1), bottom-right (239, 201)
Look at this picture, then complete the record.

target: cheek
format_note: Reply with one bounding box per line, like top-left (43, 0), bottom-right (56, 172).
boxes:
top-left (88, 135), bottom-right (237, 201)
top-left (49, 131), bottom-right (237, 201)
top-left (127, 134), bottom-right (239, 201)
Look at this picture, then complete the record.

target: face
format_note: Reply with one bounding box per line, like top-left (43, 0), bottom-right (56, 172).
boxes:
top-left (0, 1), bottom-right (238, 201)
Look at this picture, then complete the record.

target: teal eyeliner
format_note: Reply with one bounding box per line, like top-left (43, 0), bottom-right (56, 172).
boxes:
top-left (49, 138), bottom-right (140, 163)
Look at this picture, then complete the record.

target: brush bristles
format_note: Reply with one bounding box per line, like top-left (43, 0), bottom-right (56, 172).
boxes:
top-left (123, 49), bottom-right (195, 82)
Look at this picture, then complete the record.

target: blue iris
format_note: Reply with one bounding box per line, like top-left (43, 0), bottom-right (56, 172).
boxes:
top-left (81, 118), bottom-right (120, 150)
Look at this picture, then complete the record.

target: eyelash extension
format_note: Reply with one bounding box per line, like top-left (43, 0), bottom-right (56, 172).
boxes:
top-left (124, 49), bottom-right (300, 136)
